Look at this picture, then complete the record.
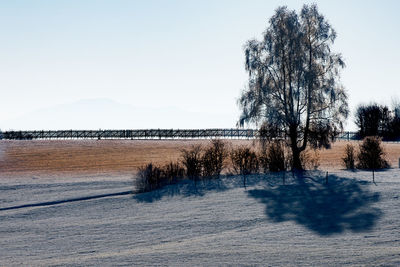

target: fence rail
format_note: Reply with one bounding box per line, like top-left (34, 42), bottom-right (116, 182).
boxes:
top-left (0, 129), bottom-right (360, 141)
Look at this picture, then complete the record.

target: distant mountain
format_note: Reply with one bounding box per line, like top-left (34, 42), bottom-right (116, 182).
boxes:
top-left (0, 98), bottom-right (238, 130)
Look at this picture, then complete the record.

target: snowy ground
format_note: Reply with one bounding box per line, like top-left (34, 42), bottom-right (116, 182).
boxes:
top-left (1, 170), bottom-right (400, 266)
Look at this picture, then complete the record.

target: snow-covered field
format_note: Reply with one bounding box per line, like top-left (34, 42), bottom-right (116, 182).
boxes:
top-left (1, 170), bottom-right (400, 266)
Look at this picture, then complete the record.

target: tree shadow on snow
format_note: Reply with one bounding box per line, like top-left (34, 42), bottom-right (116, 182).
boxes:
top-left (133, 178), bottom-right (229, 203)
top-left (248, 173), bottom-right (382, 236)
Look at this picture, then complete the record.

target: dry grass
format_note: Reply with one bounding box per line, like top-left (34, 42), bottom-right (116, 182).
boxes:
top-left (1, 139), bottom-right (399, 178)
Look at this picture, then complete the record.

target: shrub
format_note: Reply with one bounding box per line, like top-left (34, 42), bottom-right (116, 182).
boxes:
top-left (357, 136), bottom-right (389, 170)
top-left (135, 162), bottom-right (185, 193)
top-left (162, 161), bottom-right (185, 183)
top-left (230, 146), bottom-right (259, 175)
top-left (342, 143), bottom-right (356, 169)
top-left (269, 141), bottom-right (286, 172)
top-left (181, 145), bottom-right (203, 180)
top-left (202, 139), bottom-right (227, 178)
top-left (266, 141), bottom-right (286, 172)
top-left (300, 148), bottom-right (320, 170)
top-left (135, 163), bottom-right (163, 193)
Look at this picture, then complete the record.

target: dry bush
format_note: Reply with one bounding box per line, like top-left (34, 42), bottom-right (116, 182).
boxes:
top-left (357, 136), bottom-right (389, 170)
top-left (266, 141), bottom-right (286, 172)
top-left (230, 146), bottom-right (259, 175)
top-left (259, 141), bottom-right (287, 172)
top-left (162, 161), bottom-right (185, 183)
top-left (202, 139), bottom-right (227, 178)
top-left (300, 148), bottom-right (321, 170)
top-left (135, 163), bottom-right (163, 193)
top-left (181, 145), bottom-right (203, 180)
top-left (135, 161), bottom-right (185, 193)
top-left (342, 143), bottom-right (356, 169)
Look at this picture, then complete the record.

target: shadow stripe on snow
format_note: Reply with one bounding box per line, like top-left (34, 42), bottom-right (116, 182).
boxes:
top-left (0, 190), bottom-right (133, 211)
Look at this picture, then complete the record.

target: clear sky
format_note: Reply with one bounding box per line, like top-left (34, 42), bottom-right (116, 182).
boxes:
top-left (1, 0), bottom-right (399, 130)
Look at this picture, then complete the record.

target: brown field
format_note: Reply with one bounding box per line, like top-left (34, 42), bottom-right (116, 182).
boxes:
top-left (1, 139), bottom-right (400, 178)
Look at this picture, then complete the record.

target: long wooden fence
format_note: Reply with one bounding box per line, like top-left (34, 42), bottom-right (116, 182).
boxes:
top-left (0, 129), bottom-right (359, 140)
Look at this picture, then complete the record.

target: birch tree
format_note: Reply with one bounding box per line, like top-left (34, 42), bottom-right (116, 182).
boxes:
top-left (238, 4), bottom-right (348, 170)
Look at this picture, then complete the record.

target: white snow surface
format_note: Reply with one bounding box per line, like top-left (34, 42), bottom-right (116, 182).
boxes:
top-left (1, 170), bottom-right (400, 266)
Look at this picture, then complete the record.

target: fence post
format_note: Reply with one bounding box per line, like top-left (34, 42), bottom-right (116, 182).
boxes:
top-left (373, 169), bottom-right (375, 183)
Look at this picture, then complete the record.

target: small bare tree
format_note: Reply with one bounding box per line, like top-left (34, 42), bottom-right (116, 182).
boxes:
top-left (265, 141), bottom-right (286, 172)
top-left (230, 146), bottom-right (259, 188)
top-left (181, 145), bottom-right (203, 183)
top-left (202, 139), bottom-right (227, 178)
top-left (342, 143), bottom-right (356, 170)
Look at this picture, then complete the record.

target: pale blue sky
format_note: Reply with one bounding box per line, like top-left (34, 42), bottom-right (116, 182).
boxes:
top-left (1, 0), bottom-right (399, 130)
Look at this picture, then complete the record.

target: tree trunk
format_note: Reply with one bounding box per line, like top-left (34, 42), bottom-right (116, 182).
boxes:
top-left (292, 146), bottom-right (302, 171)
top-left (289, 125), bottom-right (303, 171)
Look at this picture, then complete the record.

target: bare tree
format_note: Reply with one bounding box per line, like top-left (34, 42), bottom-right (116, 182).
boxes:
top-left (238, 4), bottom-right (348, 170)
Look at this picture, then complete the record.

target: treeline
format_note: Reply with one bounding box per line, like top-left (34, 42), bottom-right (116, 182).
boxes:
top-left (355, 103), bottom-right (400, 140)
